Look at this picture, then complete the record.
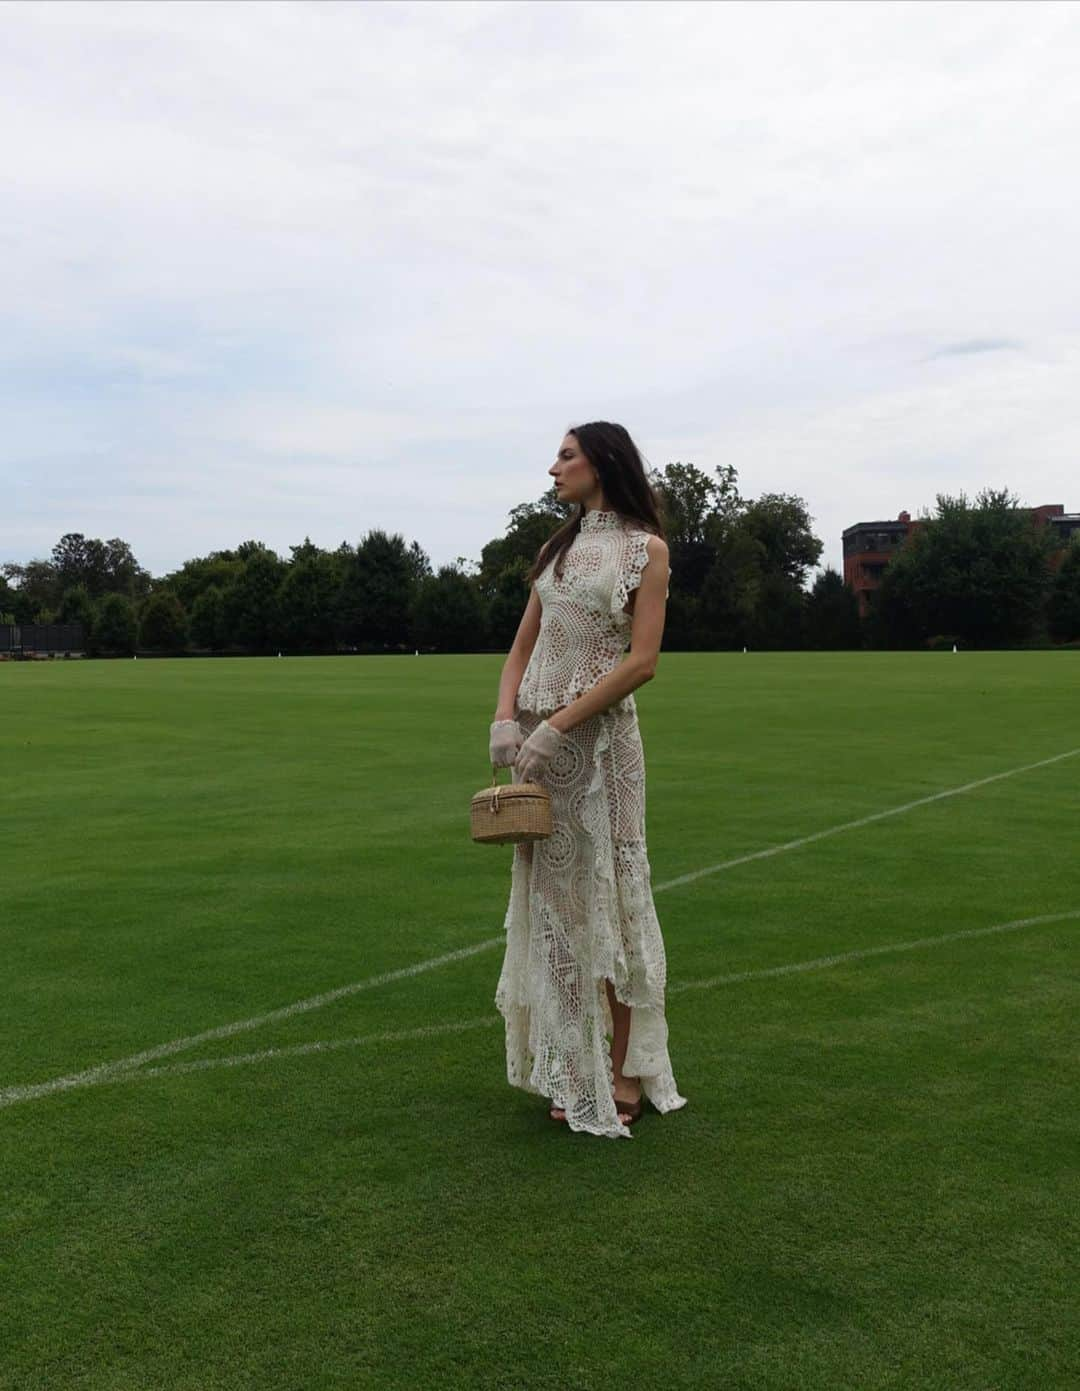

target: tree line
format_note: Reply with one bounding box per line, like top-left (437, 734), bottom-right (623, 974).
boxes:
top-left (2, 468), bottom-right (1078, 654)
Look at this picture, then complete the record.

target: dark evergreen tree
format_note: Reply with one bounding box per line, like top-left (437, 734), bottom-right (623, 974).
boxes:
top-left (222, 544), bottom-right (284, 652)
top-left (412, 566), bottom-right (488, 651)
top-left (746, 572), bottom-right (806, 650)
top-left (335, 530), bottom-right (416, 650)
top-left (139, 592), bottom-right (188, 651)
top-left (57, 585), bottom-right (96, 649)
top-left (278, 542), bottom-right (341, 652)
top-left (486, 557), bottom-right (532, 649)
top-left (698, 528), bottom-right (763, 650)
top-left (1047, 542), bottom-right (1080, 642)
top-left (804, 568), bottom-right (863, 649)
top-left (96, 593), bottom-right (138, 655)
top-left (406, 540), bottom-right (433, 585)
top-left (189, 586), bottom-right (226, 650)
top-left (659, 590), bottom-right (704, 651)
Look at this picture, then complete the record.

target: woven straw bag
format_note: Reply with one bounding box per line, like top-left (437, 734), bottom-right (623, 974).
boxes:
top-left (471, 765), bottom-right (552, 844)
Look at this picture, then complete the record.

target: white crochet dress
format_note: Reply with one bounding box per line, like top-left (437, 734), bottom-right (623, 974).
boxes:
top-left (495, 507), bottom-right (688, 1139)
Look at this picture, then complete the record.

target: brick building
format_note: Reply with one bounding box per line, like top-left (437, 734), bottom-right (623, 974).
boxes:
top-left (843, 504), bottom-right (1078, 618)
top-left (842, 512), bottom-right (919, 618)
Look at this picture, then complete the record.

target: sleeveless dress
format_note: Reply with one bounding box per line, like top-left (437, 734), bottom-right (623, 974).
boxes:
top-left (494, 507), bottom-right (688, 1139)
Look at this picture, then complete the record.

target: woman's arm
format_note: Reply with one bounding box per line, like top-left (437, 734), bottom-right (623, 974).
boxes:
top-left (493, 585), bottom-right (542, 720)
top-left (548, 536), bottom-right (669, 736)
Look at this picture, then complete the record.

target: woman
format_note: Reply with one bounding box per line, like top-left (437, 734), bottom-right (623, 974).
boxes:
top-left (489, 421), bottom-right (687, 1139)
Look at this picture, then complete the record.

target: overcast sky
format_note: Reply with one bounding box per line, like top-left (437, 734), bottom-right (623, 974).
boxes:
top-left (3, 0), bottom-right (1078, 580)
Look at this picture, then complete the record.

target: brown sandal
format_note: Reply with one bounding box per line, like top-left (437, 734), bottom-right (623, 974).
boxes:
top-left (615, 1094), bottom-right (644, 1126)
top-left (549, 1097), bottom-right (644, 1125)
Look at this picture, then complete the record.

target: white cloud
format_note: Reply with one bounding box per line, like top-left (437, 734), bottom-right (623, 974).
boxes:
top-left (1, 0), bottom-right (1079, 576)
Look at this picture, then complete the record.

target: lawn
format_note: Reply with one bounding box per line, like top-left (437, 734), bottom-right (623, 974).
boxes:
top-left (2, 651), bottom-right (1078, 1390)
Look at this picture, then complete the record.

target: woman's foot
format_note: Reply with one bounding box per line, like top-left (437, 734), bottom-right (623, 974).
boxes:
top-left (549, 1087), bottom-right (642, 1126)
top-left (614, 1085), bottom-right (642, 1125)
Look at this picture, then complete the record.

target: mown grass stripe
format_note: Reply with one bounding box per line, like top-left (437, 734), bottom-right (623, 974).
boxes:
top-left (4, 909), bottom-right (1076, 1102)
top-left (2, 742), bottom-right (1076, 1112)
top-left (657, 746), bottom-right (1080, 891)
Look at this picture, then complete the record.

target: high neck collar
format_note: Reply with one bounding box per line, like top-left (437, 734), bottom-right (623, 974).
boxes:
top-left (579, 507), bottom-right (622, 533)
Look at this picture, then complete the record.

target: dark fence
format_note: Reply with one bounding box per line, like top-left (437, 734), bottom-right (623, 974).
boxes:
top-left (0, 624), bottom-right (85, 655)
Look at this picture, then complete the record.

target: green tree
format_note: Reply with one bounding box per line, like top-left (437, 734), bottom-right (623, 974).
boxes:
top-left (0, 571), bottom-right (21, 623)
top-left (804, 568), bottom-right (863, 649)
top-left (698, 529), bottom-right (763, 650)
top-left (1, 559), bottom-right (59, 618)
top-left (189, 586), bottom-right (226, 650)
top-left (737, 494), bottom-right (824, 589)
top-left (162, 551), bottom-right (244, 607)
top-left (478, 493), bottom-right (568, 598)
top-left (486, 558), bottom-right (532, 649)
top-left (335, 530), bottom-right (417, 650)
top-left (57, 584), bottom-right (97, 649)
top-left (472, 466), bottom-right (825, 652)
top-left (278, 542), bottom-right (340, 652)
top-left (659, 590), bottom-right (704, 651)
top-left (746, 572), bottom-right (806, 650)
top-left (412, 566), bottom-right (488, 651)
top-left (105, 538), bottom-right (151, 598)
top-left (52, 533), bottom-right (149, 599)
top-left (53, 534), bottom-right (109, 596)
top-left (139, 592), bottom-right (188, 651)
top-left (878, 490), bottom-right (1054, 646)
top-left (649, 462), bottom-right (741, 597)
top-left (222, 544), bottom-right (284, 652)
top-left (1047, 541), bottom-right (1080, 642)
top-left (96, 593), bottom-right (138, 655)
top-left (406, 540), bottom-right (433, 585)
top-left (735, 494), bottom-right (824, 649)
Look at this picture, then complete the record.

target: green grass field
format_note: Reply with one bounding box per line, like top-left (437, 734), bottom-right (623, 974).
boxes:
top-left (2, 652), bottom-right (1078, 1391)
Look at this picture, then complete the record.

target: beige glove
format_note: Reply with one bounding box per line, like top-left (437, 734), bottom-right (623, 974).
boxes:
top-left (513, 720), bottom-right (564, 783)
top-left (489, 719), bottom-right (523, 767)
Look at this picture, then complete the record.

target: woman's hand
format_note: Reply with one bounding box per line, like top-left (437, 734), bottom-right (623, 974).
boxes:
top-left (489, 719), bottom-right (523, 767)
top-left (513, 720), bottom-right (564, 783)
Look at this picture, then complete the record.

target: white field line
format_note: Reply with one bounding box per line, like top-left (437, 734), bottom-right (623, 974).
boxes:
top-left (8, 909), bottom-right (1077, 1099)
top-left (0, 938), bottom-right (502, 1109)
top-left (656, 746), bottom-right (1080, 891)
top-left (666, 909), bottom-right (1080, 993)
top-left (2, 745), bottom-right (1077, 1111)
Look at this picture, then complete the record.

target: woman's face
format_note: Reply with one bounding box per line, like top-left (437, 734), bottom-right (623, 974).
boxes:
top-left (549, 434), bottom-right (597, 506)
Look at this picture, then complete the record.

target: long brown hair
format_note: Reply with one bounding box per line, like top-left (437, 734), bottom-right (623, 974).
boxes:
top-left (527, 421), bottom-right (666, 584)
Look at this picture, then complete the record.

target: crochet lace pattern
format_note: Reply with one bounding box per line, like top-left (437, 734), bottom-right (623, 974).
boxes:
top-left (515, 509), bottom-right (670, 719)
top-left (495, 509), bottom-right (686, 1138)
